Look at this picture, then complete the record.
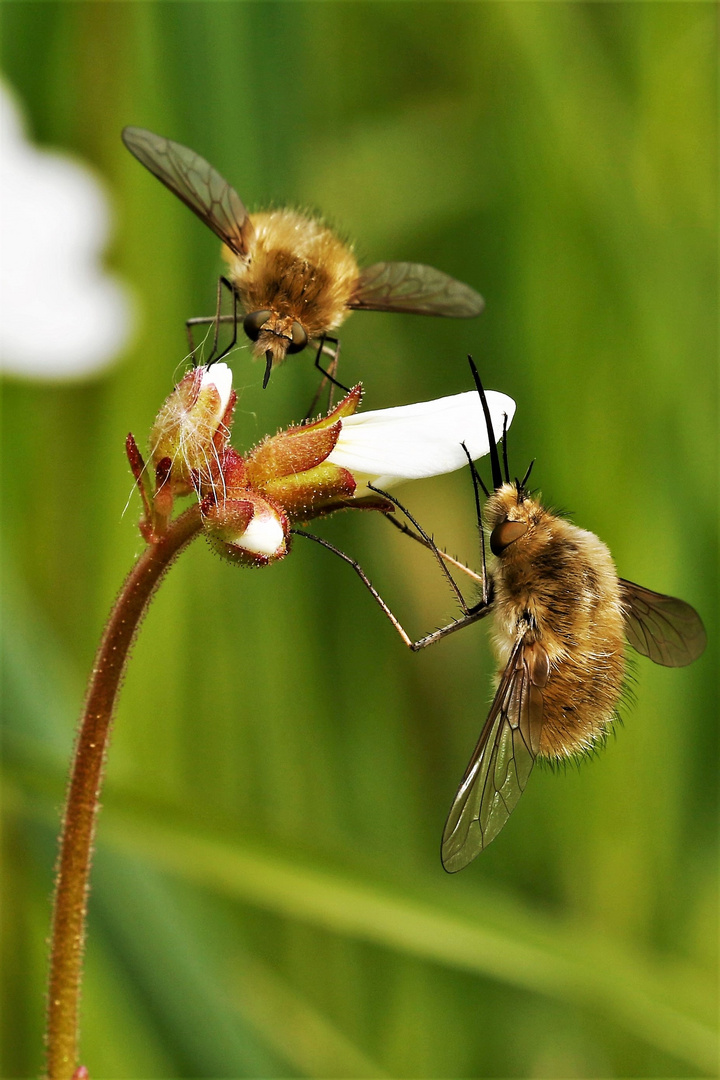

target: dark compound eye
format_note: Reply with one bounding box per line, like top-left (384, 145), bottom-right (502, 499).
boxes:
top-left (243, 309), bottom-right (272, 342)
top-left (490, 519), bottom-right (528, 556)
top-left (286, 320), bottom-right (308, 354)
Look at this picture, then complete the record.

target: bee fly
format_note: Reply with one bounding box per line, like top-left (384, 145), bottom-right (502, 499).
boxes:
top-left (121, 127), bottom-right (485, 388)
top-left (297, 359), bottom-right (707, 870)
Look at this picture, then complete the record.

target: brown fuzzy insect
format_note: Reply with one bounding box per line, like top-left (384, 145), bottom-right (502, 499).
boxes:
top-left (302, 360), bottom-right (707, 870)
top-left (434, 363), bottom-right (706, 868)
top-left (121, 127), bottom-right (484, 386)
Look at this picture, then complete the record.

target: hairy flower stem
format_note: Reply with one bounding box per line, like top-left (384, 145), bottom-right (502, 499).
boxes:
top-left (46, 503), bottom-right (203, 1080)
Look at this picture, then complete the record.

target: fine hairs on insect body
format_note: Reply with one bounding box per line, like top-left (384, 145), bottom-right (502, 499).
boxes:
top-left (121, 127), bottom-right (485, 386)
top-left (438, 359), bottom-right (706, 870)
top-left (311, 358), bottom-right (707, 871)
top-left (482, 473), bottom-right (628, 762)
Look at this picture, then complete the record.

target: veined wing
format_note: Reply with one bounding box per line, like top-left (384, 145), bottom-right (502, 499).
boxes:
top-left (349, 262), bottom-right (484, 318)
top-left (441, 638), bottom-right (548, 872)
top-left (122, 126), bottom-right (253, 256)
top-left (620, 580), bottom-right (706, 668)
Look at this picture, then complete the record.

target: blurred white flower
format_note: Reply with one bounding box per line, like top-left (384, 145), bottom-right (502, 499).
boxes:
top-left (328, 389), bottom-right (516, 491)
top-left (0, 82), bottom-right (131, 378)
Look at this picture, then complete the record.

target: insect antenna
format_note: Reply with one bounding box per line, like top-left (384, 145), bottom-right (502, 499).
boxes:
top-left (467, 356), bottom-right (503, 492)
top-left (518, 459), bottom-right (535, 490)
top-left (501, 413), bottom-right (511, 483)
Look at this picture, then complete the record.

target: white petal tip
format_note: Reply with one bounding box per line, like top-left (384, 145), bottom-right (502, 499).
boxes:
top-left (200, 362), bottom-right (233, 413)
top-left (237, 511), bottom-right (285, 557)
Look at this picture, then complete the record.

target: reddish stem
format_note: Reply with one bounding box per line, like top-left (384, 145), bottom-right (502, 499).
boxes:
top-left (46, 503), bottom-right (203, 1079)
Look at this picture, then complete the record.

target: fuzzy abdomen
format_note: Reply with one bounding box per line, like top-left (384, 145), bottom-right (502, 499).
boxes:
top-left (491, 518), bottom-right (626, 759)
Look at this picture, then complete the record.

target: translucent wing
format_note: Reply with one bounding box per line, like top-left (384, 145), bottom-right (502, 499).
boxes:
top-left (122, 126), bottom-right (253, 256)
top-left (348, 262), bottom-right (485, 318)
top-left (441, 638), bottom-right (548, 872)
top-left (620, 579), bottom-right (706, 667)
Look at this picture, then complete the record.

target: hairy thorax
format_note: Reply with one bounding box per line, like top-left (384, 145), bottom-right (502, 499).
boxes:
top-left (486, 485), bottom-right (627, 759)
top-left (224, 210), bottom-right (359, 338)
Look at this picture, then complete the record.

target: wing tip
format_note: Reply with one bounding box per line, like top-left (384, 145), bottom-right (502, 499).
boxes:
top-left (441, 847), bottom-right (471, 874)
top-left (441, 830), bottom-right (483, 873)
top-left (121, 124), bottom-right (148, 146)
top-left (458, 292), bottom-right (485, 318)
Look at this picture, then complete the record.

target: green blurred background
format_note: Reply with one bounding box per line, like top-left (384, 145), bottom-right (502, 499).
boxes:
top-left (1, 3), bottom-right (717, 1078)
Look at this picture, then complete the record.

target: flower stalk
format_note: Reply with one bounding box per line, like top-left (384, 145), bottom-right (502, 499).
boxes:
top-left (44, 360), bottom-right (515, 1077)
top-left (46, 503), bottom-right (203, 1080)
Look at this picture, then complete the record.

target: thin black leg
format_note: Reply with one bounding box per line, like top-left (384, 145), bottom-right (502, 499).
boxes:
top-left (186, 276), bottom-right (239, 366)
top-left (302, 335), bottom-right (353, 419)
top-left (292, 528), bottom-right (491, 651)
top-left (367, 484), bottom-right (472, 615)
top-left (381, 513), bottom-right (484, 590)
top-left (314, 336), bottom-right (349, 392)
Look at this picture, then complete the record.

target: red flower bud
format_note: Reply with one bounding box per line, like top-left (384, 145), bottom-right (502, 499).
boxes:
top-left (203, 491), bottom-right (289, 568)
top-left (149, 364), bottom-right (236, 496)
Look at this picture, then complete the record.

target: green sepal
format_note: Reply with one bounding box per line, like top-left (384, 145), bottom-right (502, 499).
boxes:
top-left (260, 463), bottom-right (357, 520)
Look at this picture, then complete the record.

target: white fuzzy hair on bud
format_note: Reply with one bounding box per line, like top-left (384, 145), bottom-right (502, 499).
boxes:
top-left (149, 362), bottom-right (235, 496)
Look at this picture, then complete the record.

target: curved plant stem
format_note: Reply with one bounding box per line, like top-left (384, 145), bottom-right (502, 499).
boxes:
top-left (45, 503), bottom-right (203, 1080)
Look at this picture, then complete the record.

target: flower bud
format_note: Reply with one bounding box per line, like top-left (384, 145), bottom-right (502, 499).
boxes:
top-left (245, 385), bottom-right (363, 519)
top-left (203, 491), bottom-right (289, 568)
top-left (149, 363), bottom-right (235, 495)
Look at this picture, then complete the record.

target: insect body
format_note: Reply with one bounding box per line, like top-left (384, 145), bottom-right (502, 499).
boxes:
top-left (484, 483), bottom-right (627, 761)
top-left (328, 360), bottom-right (707, 869)
top-left (437, 363), bottom-right (707, 870)
top-left (121, 127), bottom-right (485, 384)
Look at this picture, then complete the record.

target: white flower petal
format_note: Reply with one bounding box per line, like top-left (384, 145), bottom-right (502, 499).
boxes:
top-left (0, 82), bottom-right (131, 379)
top-left (328, 389), bottom-right (515, 490)
top-left (199, 362), bottom-right (232, 416)
top-left (238, 511), bottom-right (286, 556)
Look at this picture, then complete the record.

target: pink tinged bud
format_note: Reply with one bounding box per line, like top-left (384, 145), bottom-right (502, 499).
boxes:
top-left (207, 446), bottom-right (247, 500)
top-left (149, 363), bottom-right (236, 495)
top-left (203, 493), bottom-right (289, 567)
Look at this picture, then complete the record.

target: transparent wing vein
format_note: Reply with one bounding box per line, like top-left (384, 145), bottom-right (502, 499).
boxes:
top-left (620, 579), bottom-right (706, 667)
top-left (349, 261), bottom-right (484, 318)
top-left (441, 638), bottom-right (546, 872)
top-left (122, 126), bottom-right (252, 256)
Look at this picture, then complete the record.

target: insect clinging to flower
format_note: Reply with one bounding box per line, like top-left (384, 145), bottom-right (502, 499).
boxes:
top-left (328, 359), bottom-right (707, 870)
top-left (121, 126), bottom-right (485, 388)
top-left (432, 360), bottom-right (706, 869)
